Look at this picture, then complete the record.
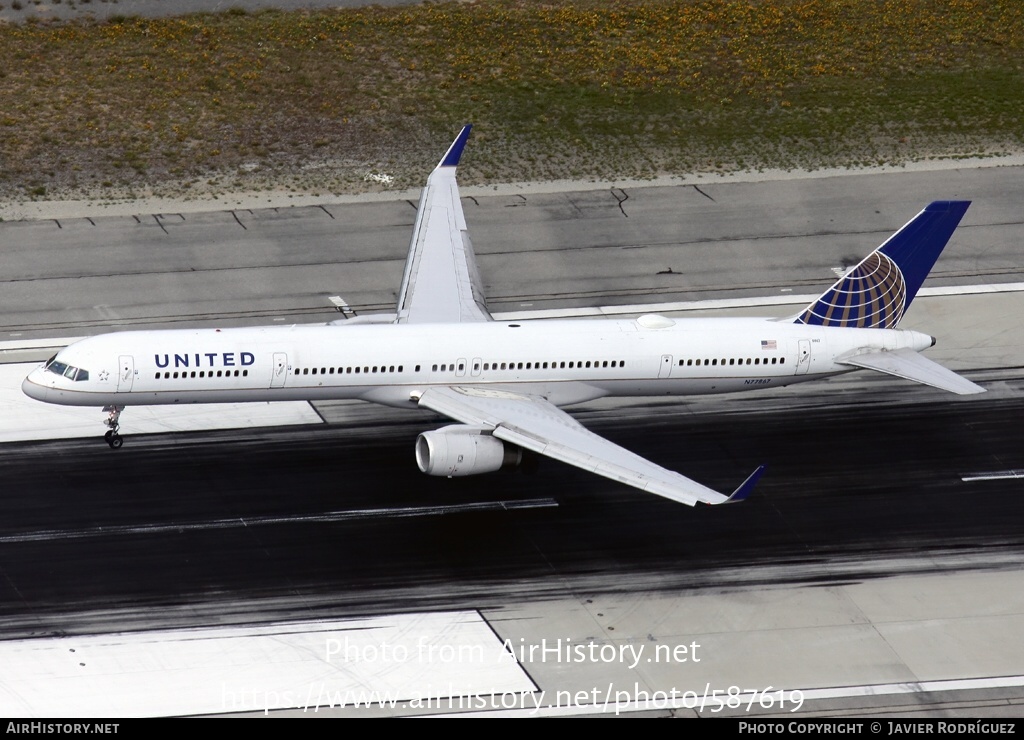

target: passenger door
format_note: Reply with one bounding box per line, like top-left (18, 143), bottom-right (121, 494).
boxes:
top-left (117, 356), bottom-right (135, 392)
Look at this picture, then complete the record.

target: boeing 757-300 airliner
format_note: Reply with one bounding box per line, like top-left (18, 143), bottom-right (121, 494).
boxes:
top-left (22, 125), bottom-right (983, 506)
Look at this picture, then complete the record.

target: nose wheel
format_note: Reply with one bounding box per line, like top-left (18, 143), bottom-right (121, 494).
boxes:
top-left (103, 405), bottom-right (124, 449)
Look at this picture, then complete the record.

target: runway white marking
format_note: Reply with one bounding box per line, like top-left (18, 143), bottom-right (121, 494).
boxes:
top-left (492, 282), bottom-right (1024, 320)
top-left (0, 499), bottom-right (558, 544)
top-left (0, 336), bottom-right (84, 353)
top-left (440, 674), bottom-right (1024, 717)
top-left (0, 363), bottom-right (322, 442)
top-left (0, 612), bottom-right (535, 717)
top-left (961, 470), bottom-right (1024, 482)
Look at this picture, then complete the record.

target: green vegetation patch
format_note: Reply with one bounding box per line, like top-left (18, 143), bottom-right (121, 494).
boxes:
top-left (0, 0), bottom-right (1022, 199)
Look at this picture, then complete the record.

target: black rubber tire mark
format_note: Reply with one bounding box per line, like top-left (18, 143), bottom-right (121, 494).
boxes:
top-left (611, 188), bottom-right (629, 217)
top-left (693, 185), bottom-right (715, 202)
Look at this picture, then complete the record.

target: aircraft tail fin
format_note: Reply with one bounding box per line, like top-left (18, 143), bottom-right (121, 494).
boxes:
top-left (794, 201), bottom-right (970, 329)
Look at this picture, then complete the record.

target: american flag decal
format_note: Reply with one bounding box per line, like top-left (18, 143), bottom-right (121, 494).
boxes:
top-left (761, 340), bottom-right (777, 350)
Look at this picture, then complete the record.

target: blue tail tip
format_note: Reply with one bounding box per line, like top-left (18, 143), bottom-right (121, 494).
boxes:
top-left (440, 124), bottom-right (473, 168)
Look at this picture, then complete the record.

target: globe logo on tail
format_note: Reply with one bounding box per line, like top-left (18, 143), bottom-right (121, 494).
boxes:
top-left (796, 251), bottom-right (907, 329)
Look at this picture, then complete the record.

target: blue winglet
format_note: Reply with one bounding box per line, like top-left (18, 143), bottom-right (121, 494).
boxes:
top-left (719, 465), bottom-right (765, 504)
top-left (439, 124), bottom-right (472, 168)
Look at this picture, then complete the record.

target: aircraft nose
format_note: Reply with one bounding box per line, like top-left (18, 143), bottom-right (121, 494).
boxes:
top-left (21, 373), bottom-right (50, 402)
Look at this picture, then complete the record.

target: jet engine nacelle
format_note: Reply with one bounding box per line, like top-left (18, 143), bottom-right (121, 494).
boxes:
top-left (415, 425), bottom-right (524, 477)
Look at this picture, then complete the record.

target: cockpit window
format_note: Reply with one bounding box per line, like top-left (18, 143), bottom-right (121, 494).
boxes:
top-left (45, 358), bottom-right (89, 381)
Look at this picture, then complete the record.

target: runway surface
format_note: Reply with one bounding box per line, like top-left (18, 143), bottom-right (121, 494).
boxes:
top-left (1, 165), bottom-right (1022, 716)
top-left (3, 164), bottom-right (1022, 339)
top-left (0, 369), bottom-right (1021, 636)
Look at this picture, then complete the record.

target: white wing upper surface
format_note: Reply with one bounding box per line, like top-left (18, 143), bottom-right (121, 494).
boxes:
top-left (400, 127), bottom-right (761, 505)
top-left (395, 125), bottom-right (491, 324)
top-left (417, 386), bottom-right (762, 506)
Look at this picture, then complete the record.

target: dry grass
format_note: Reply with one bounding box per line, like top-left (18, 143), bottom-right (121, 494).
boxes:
top-left (0, 0), bottom-right (1022, 201)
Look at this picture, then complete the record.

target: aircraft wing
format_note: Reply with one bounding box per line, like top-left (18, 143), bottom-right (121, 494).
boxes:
top-left (416, 386), bottom-right (763, 506)
top-left (394, 125), bottom-right (491, 324)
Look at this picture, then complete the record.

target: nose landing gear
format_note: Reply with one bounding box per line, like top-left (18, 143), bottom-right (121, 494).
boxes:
top-left (103, 405), bottom-right (124, 449)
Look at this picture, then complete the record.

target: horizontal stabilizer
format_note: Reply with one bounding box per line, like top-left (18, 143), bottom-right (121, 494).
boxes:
top-left (837, 348), bottom-right (984, 395)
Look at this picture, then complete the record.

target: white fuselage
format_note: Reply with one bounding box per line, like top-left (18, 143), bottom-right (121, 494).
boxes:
top-left (22, 316), bottom-right (934, 410)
